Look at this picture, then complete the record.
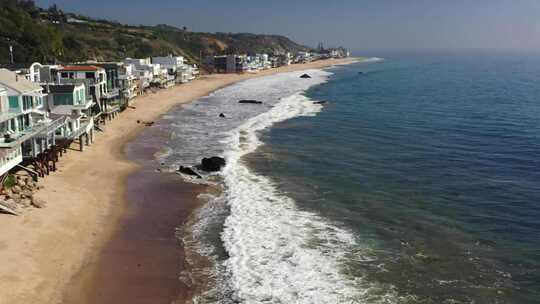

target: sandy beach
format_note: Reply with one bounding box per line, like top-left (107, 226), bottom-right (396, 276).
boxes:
top-left (0, 58), bottom-right (359, 304)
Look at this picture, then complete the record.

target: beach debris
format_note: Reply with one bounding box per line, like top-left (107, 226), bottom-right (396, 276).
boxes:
top-left (136, 120), bottom-right (155, 126)
top-left (200, 156), bottom-right (226, 172)
top-left (238, 99), bottom-right (263, 104)
top-left (300, 73), bottom-right (312, 79)
top-left (219, 113), bottom-right (226, 118)
top-left (128, 106), bottom-right (136, 109)
top-left (313, 101), bottom-right (327, 104)
top-left (0, 199), bottom-right (20, 215)
top-left (178, 166), bottom-right (202, 179)
top-left (31, 198), bottom-right (47, 209)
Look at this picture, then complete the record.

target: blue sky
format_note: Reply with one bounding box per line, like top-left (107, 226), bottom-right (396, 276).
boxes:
top-left (36, 0), bottom-right (540, 51)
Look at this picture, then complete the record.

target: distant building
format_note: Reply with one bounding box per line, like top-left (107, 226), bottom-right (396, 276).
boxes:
top-left (118, 64), bottom-right (138, 101)
top-left (124, 58), bottom-right (167, 89)
top-left (212, 55), bottom-right (248, 73)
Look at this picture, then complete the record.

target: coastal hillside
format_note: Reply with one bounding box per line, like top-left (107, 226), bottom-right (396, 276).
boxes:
top-left (0, 0), bottom-right (309, 65)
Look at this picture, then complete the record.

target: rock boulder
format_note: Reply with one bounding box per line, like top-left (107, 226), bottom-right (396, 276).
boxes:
top-left (238, 100), bottom-right (263, 104)
top-left (178, 166), bottom-right (202, 179)
top-left (200, 157), bottom-right (226, 172)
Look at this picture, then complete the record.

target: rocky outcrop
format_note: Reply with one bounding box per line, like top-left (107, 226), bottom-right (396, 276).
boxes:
top-left (219, 113), bottom-right (226, 118)
top-left (0, 171), bottom-right (45, 215)
top-left (178, 166), bottom-right (202, 179)
top-left (300, 74), bottom-right (311, 79)
top-left (238, 100), bottom-right (263, 104)
top-left (200, 157), bottom-right (226, 172)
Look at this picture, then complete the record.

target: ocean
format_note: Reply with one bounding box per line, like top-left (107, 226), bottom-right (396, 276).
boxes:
top-left (159, 52), bottom-right (540, 304)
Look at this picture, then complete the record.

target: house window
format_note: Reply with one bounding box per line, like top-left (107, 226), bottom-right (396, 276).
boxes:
top-left (61, 72), bottom-right (75, 79)
top-left (54, 94), bottom-right (73, 106)
top-left (17, 116), bottom-right (24, 132)
top-left (85, 72), bottom-right (95, 79)
top-left (24, 115), bottom-right (30, 127)
top-left (8, 96), bottom-right (19, 110)
top-left (22, 96), bottom-right (32, 111)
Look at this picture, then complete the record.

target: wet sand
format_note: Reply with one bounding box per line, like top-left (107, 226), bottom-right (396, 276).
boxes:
top-left (63, 124), bottom-right (207, 304)
top-left (0, 58), bottom-right (360, 304)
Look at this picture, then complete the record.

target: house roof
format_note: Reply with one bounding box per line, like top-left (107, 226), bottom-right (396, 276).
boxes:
top-left (60, 65), bottom-right (104, 72)
top-left (0, 68), bottom-right (43, 94)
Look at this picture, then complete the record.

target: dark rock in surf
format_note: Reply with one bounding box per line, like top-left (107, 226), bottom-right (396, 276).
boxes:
top-left (178, 166), bottom-right (202, 179)
top-left (300, 73), bottom-right (311, 79)
top-left (219, 113), bottom-right (226, 118)
top-left (313, 101), bottom-right (327, 104)
top-left (238, 100), bottom-right (263, 104)
top-left (201, 157), bottom-right (226, 172)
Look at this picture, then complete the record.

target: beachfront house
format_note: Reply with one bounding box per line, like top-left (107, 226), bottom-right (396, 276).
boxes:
top-left (93, 62), bottom-right (123, 109)
top-left (0, 69), bottom-right (65, 160)
top-left (295, 51), bottom-right (313, 64)
top-left (124, 58), bottom-right (161, 91)
top-left (152, 55), bottom-right (183, 84)
top-left (212, 55), bottom-right (248, 73)
top-left (37, 64), bottom-right (62, 83)
top-left (118, 64), bottom-right (138, 102)
top-left (246, 54), bottom-right (271, 72)
top-left (180, 64), bottom-right (199, 82)
top-left (56, 65), bottom-right (119, 122)
top-left (42, 83), bottom-right (95, 151)
top-left (0, 85), bottom-right (22, 176)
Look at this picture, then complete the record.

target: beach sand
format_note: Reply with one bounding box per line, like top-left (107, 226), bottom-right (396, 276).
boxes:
top-left (0, 58), bottom-right (359, 304)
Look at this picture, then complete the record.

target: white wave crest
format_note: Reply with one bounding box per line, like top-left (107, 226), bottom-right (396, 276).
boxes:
top-left (220, 94), bottom-right (378, 303)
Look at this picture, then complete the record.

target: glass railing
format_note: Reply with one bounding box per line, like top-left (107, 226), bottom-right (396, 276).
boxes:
top-left (0, 116), bottom-right (65, 147)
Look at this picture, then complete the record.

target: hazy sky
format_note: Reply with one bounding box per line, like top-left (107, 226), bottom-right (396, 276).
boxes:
top-left (35, 0), bottom-right (540, 51)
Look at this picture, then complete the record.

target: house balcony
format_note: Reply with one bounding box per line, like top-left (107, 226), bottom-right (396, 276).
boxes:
top-left (122, 88), bottom-right (137, 100)
top-left (101, 88), bottom-right (120, 100)
top-left (0, 111), bottom-right (19, 124)
top-left (0, 116), bottom-right (66, 148)
top-left (0, 146), bottom-right (22, 176)
top-left (60, 118), bottom-right (94, 140)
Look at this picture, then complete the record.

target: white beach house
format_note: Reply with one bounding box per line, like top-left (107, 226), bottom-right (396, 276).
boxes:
top-left (0, 85), bottom-right (22, 176)
top-left (124, 58), bottom-right (164, 88)
top-left (118, 64), bottom-right (138, 100)
top-left (0, 69), bottom-right (64, 160)
top-left (56, 65), bottom-right (120, 122)
top-left (42, 83), bottom-right (95, 150)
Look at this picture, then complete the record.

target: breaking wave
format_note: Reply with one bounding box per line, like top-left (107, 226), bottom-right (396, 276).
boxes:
top-left (219, 94), bottom-right (397, 303)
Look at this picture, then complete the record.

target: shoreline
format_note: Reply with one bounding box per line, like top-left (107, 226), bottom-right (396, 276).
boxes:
top-left (0, 58), bottom-right (361, 304)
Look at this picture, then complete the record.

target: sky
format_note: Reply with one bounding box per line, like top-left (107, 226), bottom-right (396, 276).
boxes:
top-left (35, 0), bottom-right (540, 52)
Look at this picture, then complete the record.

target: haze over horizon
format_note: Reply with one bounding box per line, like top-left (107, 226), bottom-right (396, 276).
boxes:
top-left (35, 0), bottom-right (540, 52)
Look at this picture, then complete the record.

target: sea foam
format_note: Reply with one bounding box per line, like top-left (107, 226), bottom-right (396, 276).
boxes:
top-left (173, 68), bottom-right (398, 303)
top-left (220, 94), bottom-right (392, 303)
